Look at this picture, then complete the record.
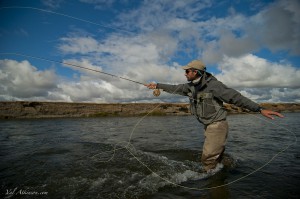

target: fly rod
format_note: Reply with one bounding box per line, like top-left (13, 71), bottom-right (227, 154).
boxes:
top-left (0, 52), bottom-right (161, 96)
top-left (0, 52), bottom-right (144, 85)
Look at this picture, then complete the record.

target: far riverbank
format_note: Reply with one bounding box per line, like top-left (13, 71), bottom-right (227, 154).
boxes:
top-left (0, 101), bottom-right (299, 119)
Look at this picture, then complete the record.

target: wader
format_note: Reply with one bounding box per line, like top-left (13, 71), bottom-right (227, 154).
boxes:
top-left (202, 120), bottom-right (228, 171)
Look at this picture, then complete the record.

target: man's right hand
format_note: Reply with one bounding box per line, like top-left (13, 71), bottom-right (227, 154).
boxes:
top-left (144, 83), bottom-right (157, 89)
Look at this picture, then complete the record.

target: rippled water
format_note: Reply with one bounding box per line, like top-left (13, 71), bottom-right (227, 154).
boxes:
top-left (0, 113), bottom-right (299, 198)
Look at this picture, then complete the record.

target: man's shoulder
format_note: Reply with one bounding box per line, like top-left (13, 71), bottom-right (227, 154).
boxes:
top-left (206, 75), bottom-right (227, 90)
top-left (206, 74), bottom-right (219, 84)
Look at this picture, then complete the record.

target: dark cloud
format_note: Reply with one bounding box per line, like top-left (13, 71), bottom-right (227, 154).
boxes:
top-left (247, 0), bottom-right (300, 55)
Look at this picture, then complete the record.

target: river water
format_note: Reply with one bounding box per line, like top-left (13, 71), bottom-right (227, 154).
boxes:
top-left (0, 113), bottom-right (299, 199)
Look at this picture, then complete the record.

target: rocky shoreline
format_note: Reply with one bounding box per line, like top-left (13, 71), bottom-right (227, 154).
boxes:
top-left (0, 101), bottom-right (299, 119)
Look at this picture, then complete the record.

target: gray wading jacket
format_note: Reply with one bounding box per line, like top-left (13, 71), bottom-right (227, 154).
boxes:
top-left (157, 73), bottom-right (260, 125)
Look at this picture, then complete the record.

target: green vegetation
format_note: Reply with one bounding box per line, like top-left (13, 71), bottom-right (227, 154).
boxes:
top-left (138, 110), bottom-right (167, 116)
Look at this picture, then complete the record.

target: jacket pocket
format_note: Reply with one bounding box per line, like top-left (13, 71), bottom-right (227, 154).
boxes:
top-left (196, 92), bottom-right (216, 118)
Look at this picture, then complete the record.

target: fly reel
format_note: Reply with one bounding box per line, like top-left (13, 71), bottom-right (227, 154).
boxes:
top-left (153, 89), bottom-right (161, 97)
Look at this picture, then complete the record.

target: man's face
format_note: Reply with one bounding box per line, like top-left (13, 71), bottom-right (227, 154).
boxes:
top-left (185, 69), bottom-right (198, 81)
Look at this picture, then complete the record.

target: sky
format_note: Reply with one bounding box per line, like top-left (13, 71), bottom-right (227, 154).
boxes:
top-left (0, 0), bottom-right (299, 103)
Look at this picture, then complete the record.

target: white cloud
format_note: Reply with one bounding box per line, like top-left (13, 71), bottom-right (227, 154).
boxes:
top-left (54, 0), bottom-right (300, 103)
top-left (0, 59), bottom-right (158, 102)
top-left (57, 32), bottom-right (187, 84)
top-left (79, 0), bottom-right (118, 9)
top-left (59, 36), bottom-right (100, 54)
top-left (239, 88), bottom-right (300, 103)
top-left (0, 59), bottom-right (57, 100)
top-left (1, 56), bottom-right (297, 103)
top-left (216, 54), bottom-right (300, 88)
top-left (57, 80), bottom-right (113, 102)
top-left (116, 0), bottom-right (212, 31)
top-left (62, 58), bottom-right (103, 77)
top-left (3, 0), bottom-right (299, 103)
top-left (214, 54), bottom-right (300, 103)
top-left (108, 0), bottom-right (300, 66)
top-left (42, 0), bottom-right (64, 9)
top-left (56, 28), bottom-right (192, 102)
top-left (58, 0), bottom-right (300, 64)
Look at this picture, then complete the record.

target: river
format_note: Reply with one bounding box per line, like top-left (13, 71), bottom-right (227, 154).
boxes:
top-left (0, 113), bottom-right (299, 198)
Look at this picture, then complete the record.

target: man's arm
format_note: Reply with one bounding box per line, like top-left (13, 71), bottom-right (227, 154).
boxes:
top-left (145, 83), bottom-right (189, 96)
top-left (211, 80), bottom-right (284, 119)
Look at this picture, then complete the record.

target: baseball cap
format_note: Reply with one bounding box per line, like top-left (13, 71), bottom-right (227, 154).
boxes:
top-left (182, 60), bottom-right (206, 71)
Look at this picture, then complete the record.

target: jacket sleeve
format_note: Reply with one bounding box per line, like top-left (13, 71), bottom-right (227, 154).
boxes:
top-left (156, 83), bottom-right (189, 96)
top-left (210, 80), bottom-right (260, 112)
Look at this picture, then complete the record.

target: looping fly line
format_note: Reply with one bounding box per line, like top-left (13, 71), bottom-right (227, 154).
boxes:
top-left (0, 6), bottom-right (298, 192)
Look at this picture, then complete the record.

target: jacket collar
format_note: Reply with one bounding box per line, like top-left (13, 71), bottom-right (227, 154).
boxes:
top-left (192, 77), bottom-right (201, 84)
top-left (190, 72), bottom-right (213, 89)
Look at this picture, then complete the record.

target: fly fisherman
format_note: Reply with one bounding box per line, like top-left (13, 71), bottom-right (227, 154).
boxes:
top-left (145, 60), bottom-right (283, 172)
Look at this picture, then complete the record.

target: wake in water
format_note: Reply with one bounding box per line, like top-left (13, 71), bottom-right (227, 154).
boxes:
top-left (85, 143), bottom-right (234, 198)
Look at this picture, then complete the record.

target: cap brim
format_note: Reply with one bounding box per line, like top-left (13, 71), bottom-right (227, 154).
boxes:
top-left (182, 65), bottom-right (191, 70)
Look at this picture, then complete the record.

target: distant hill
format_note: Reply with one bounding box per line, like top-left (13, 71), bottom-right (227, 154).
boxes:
top-left (0, 101), bottom-right (299, 119)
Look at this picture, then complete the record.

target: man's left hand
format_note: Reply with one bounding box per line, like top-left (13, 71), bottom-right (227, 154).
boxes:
top-left (261, 109), bottom-right (284, 120)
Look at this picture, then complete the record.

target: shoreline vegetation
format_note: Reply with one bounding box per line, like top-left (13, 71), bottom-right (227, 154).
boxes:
top-left (0, 101), bottom-right (300, 119)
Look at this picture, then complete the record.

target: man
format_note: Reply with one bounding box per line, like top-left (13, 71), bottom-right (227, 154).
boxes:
top-left (145, 60), bottom-right (283, 172)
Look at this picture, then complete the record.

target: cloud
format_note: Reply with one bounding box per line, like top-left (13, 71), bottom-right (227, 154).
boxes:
top-left (213, 54), bottom-right (300, 103)
top-left (54, 0), bottom-right (300, 103)
top-left (116, 0), bottom-right (212, 31)
top-left (79, 0), bottom-right (118, 9)
top-left (1, 56), bottom-right (296, 103)
top-left (0, 58), bottom-right (159, 102)
top-left (110, 0), bottom-right (300, 66)
top-left (216, 54), bottom-right (300, 88)
top-left (202, 0), bottom-right (300, 63)
top-left (48, 75), bottom-right (162, 103)
top-left (58, 32), bottom-right (187, 83)
top-left (59, 36), bottom-right (100, 54)
top-left (58, 0), bottom-right (300, 65)
top-left (247, 0), bottom-right (300, 55)
top-left (3, 0), bottom-right (298, 103)
top-left (62, 58), bottom-right (103, 77)
top-left (42, 0), bottom-right (64, 9)
top-left (0, 59), bottom-right (57, 100)
top-left (57, 80), bottom-right (117, 102)
top-left (239, 88), bottom-right (300, 103)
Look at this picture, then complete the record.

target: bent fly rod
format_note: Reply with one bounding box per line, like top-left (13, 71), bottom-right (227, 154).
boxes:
top-left (0, 52), bottom-right (161, 96)
top-left (0, 52), bottom-right (144, 85)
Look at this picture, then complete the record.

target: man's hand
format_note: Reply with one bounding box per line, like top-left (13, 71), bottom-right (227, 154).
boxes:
top-left (261, 109), bottom-right (284, 120)
top-left (144, 83), bottom-right (157, 89)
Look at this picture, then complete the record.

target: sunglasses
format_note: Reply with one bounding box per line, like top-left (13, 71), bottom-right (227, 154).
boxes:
top-left (185, 69), bottom-right (194, 74)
